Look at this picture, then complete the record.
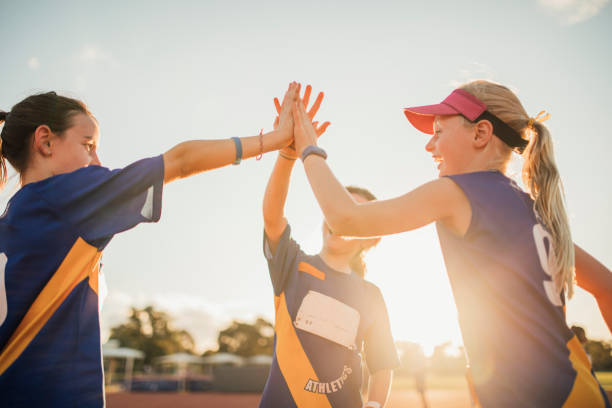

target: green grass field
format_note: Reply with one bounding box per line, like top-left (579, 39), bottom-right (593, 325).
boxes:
top-left (393, 372), bottom-right (612, 391)
top-left (596, 372), bottom-right (612, 390)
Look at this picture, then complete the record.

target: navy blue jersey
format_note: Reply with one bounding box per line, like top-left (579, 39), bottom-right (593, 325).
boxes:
top-left (0, 156), bottom-right (164, 407)
top-left (260, 225), bottom-right (399, 408)
top-left (438, 170), bottom-right (609, 408)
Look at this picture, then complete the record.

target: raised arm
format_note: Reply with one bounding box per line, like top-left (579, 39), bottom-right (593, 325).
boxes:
top-left (262, 153), bottom-right (298, 253)
top-left (263, 85), bottom-right (329, 254)
top-left (162, 82), bottom-right (298, 184)
top-left (574, 244), bottom-right (612, 333)
top-left (291, 95), bottom-right (470, 238)
top-left (366, 369), bottom-right (393, 408)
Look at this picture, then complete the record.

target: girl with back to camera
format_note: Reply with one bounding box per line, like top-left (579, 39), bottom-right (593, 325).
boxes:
top-left (291, 80), bottom-right (612, 407)
top-left (259, 85), bottom-right (399, 408)
top-left (0, 83), bottom-right (298, 407)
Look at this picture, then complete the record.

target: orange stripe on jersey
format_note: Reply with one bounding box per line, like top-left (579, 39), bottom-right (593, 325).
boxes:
top-left (275, 292), bottom-right (332, 408)
top-left (298, 262), bottom-right (325, 281)
top-left (88, 259), bottom-right (100, 295)
top-left (562, 335), bottom-right (606, 408)
top-left (0, 238), bottom-right (101, 376)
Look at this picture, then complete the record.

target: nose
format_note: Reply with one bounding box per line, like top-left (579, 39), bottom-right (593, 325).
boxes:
top-left (425, 135), bottom-right (435, 152)
top-left (91, 151), bottom-right (101, 166)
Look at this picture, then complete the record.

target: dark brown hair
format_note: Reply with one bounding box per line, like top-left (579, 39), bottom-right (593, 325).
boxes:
top-left (0, 92), bottom-right (91, 189)
top-left (345, 185), bottom-right (378, 278)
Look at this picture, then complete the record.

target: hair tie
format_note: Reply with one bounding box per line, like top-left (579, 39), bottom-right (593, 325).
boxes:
top-left (527, 110), bottom-right (551, 129)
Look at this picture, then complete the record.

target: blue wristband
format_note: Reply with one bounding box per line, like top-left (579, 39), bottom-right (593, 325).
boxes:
top-left (301, 145), bottom-right (327, 162)
top-left (231, 137), bottom-right (242, 165)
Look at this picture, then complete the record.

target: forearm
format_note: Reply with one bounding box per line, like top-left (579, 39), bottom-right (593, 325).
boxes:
top-left (263, 154), bottom-right (296, 241)
top-left (574, 244), bottom-right (612, 332)
top-left (366, 369), bottom-right (393, 407)
top-left (302, 155), bottom-right (359, 233)
top-left (163, 131), bottom-right (285, 183)
top-left (302, 155), bottom-right (460, 237)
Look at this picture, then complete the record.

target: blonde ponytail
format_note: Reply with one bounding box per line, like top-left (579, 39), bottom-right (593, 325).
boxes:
top-left (460, 80), bottom-right (574, 299)
top-left (522, 121), bottom-right (574, 298)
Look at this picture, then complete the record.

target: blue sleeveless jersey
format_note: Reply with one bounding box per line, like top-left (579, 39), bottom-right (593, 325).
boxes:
top-left (0, 156), bottom-right (164, 407)
top-left (260, 225), bottom-right (399, 408)
top-left (438, 171), bottom-right (609, 408)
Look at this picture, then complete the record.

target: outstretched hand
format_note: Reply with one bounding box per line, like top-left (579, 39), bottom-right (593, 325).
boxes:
top-left (292, 84), bottom-right (327, 157)
top-left (273, 84), bottom-right (330, 159)
top-left (274, 82), bottom-right (300, 148)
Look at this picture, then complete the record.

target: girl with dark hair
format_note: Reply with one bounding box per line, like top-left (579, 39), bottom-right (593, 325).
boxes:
top-left (291, 81), bottom-right (611, 407)
top-left (0, 84), bottom-right (298, 406)
top-left (260, 85), bottom-right (399, 408)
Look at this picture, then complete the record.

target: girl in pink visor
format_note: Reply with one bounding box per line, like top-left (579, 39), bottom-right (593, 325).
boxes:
top-left (291, 80), bottom-right (611, 408)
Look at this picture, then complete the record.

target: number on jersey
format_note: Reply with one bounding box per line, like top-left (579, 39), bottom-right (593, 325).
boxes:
top-left (532, 224), bottom-right (563, 307)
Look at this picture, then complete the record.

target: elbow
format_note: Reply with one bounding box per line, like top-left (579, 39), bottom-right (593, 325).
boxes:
top-left (326, 211), bottom-right (359, 236)
top-left (164, 143), bottom-right (192, 182)
top-left (591, 279), bottom-right (612, 301)
top-left (176, 144), bottom-right (193, 179)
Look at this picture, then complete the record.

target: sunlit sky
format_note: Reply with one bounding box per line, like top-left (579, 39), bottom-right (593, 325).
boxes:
top-left (2, 0), bottom-right (611, 355)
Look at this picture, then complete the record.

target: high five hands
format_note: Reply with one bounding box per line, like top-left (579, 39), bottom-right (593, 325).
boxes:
top-left (274, 83), bottom-right (331, 159)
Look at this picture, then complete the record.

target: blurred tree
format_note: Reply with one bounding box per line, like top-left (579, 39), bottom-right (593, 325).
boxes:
top-left (109, 305), bottom-right (195, 365)
top-left (571, 325), bottom-right (612, 371)
top-left (586, 340), bottom-right (612, 371)
top-left (395, 341), bottom-right (428, 377)
top-left (216, 317), bottom-right (274, 357)
top-left (430, 342), bottom-right (467, 375)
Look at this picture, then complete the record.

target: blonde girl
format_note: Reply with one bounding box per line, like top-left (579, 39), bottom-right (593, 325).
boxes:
top-left (291, 81), bottom-right (611, 407)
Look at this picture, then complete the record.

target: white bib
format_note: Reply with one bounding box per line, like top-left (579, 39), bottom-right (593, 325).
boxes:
top-left (294, 290), bottom-right (360, 350)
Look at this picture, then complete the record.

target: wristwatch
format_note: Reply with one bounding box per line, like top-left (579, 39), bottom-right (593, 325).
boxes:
top-left (301, 145), bottom-right (327, 162)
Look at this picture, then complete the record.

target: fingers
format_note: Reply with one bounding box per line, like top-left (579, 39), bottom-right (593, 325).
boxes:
top-left (316, 121), bottom-right (331, 137)
top-left (302, 85), bottom-right (312, 109)
top-left (291, 101), bottom-right (301, 126)
top-left (274, 97), bottom-right (281, 114)
top-left (292, 81), bottom-right (300, 97)
top-left (281, 82), bottom-right (298, 104)
top-left (308, 91), bottom-right (324, 120)
top-left (279, 82), bottom-right (299, 118)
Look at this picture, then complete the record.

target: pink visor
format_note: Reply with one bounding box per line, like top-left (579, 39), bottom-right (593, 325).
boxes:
top-left (403, 89), bottom-right (487, 134)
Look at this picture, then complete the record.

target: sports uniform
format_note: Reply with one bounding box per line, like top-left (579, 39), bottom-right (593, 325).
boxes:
top-left (0, 156), bottom-right (164, 407)
top-left (260, 225), bottom-right (399, 408)
top-left (437, 170), bottom-right (610, 408)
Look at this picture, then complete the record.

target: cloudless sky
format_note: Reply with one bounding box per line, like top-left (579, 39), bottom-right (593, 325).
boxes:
top-left (1, 0), bottom-right (611, 354)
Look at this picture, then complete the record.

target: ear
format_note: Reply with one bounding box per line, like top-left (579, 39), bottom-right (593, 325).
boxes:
top-left (473, 119), bottom-right (493, 149)
top-left (33, 125), bottom-right (54, 157)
